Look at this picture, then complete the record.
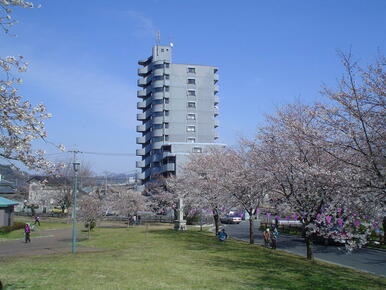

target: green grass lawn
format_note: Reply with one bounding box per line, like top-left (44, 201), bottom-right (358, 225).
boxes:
top-left (0, 225), bottom-right (385, 289)
top-left (0, 217), bottom-right (71, 241)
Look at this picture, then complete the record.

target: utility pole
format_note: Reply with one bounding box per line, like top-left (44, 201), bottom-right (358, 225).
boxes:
top-left (69, 150), bottom-right (81, 254)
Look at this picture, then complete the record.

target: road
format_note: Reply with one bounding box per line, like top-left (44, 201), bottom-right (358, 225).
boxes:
top-left (224, 221), bottom-right (386, 277)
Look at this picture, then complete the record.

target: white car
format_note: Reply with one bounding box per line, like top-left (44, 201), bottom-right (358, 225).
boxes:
top-left (221, 215), bottom-right (242, 224)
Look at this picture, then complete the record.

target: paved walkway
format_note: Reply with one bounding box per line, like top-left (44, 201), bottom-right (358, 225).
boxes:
top-left (0, 228), bottom-right (102, 257)
top-left (225, 221), bottom-right (386, 277)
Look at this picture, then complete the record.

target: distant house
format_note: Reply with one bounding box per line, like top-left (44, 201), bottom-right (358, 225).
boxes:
top-left (27, 176), bottom-right (92, 213)
top-left (28, 176), bottom-right (69, 212)
top-left (0, 196), bottom-right (18, 227)
top-left (0, 174), bottom-right (16, 195)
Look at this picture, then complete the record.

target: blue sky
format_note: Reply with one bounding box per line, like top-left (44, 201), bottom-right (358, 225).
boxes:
top-left (1, 0), bottom-right (385, 174)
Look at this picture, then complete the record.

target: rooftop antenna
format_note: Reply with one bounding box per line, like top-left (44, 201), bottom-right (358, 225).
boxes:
top-left (156, 31), bottom-right (160, 45)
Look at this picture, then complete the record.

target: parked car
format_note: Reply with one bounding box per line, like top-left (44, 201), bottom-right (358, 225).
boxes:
top-left (220, 215), bottom-right (242, 224)
top-left (51, 206), bottom-right (67, 214)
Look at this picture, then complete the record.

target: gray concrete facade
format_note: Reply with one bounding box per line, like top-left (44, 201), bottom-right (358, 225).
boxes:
top-left (136, 44), bottom-right (224, 185)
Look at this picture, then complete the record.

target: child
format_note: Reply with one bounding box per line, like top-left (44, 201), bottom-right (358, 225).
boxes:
top-left (263, 228), bottom-right (271, 247)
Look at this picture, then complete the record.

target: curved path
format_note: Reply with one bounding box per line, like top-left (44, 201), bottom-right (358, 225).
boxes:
top-left (225, 221), bottom-right (386, 277)
top-left (0, 228), bottom-right (101, 257)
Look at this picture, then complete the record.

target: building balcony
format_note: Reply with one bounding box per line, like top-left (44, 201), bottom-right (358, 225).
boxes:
top-left (152, 116), bottom-right (163, 124)
top-left (137, 78), bottom-right (149, 87)
top-left (214, 95), bottom-right (219, 105)
top-left (138, 57), bottom-right (152, 66)
top-left (214, 119), bottom-right (219, 128)
top-left (152, 129), bottom-right (164, 137)
top-left (136, 124), bottom-right (150, 132)
top-left (136, 160), bottom-right (146, 168)
top-left (137, 100), bottom-right (148, 109)
top-left (137, 169), bottom-right (151, 180)
top-left (136, 136), bottom-right (147, 144)
top-left (152, 104), bottom-right (168, 112)
top-left (214, 107), bottom-right (219, 116)
top-left (214, 73), bottom-right (219, 82)
top-left (136, 136), bottom-right (146, 144)
top-left (136, 149), bottom-right (145, 156)
top-left (214, 85), bottom-right (219, 93)
top-left (152, 80), bottom-right (165, 88)
top-left (214, 131), bottom-right (219, 140)
top-left (162, 163), bottom-right (175, 172)
top-left (137, 89), bottom-right (148, 98)
top-left (137, 112), bottom-right (150, 121)
top-left (153, 91), bottom-right (170, 100)
top-left (138, 67), bottom-right (149, 76)
top-left (152, 141), bottom-right (163, 150)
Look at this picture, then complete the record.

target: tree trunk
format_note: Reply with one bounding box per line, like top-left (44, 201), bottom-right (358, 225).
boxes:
top-left (249, 215), bottom-right (254, 244)
top-left (213, 209), bottom-right (220, 236)
top-left (382, 216), bottom-right (386, 245)
top-left (305, 236), bottom-right (313, 260)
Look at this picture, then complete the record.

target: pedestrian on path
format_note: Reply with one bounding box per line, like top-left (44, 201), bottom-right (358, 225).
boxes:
top-left (271, 227), bottom-right (279, 249)
top-left (263, 228), bottom-right (271, 247)
top-left (34, 216), bottom-right (40, 226)
top-left (24, 223), bottom-right (31, 243)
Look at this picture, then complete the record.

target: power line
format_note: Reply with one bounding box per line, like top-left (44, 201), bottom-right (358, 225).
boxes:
top-left (44, 151), bottom-right (136, 157)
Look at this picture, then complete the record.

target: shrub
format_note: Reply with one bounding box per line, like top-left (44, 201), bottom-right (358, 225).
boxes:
top-left (84, 219), bottom-right (96, 231)
top-left (0, 222), bottom-right (25, 234)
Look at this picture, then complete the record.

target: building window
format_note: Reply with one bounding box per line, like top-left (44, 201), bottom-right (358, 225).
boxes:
top-left (187, 113), bottom-right (196, 120)
top-left (187, 101), bottom-right (196, 108)
top-left (161, 49), bottom-right (164, 52)
top-left (187, 125), bottom-right (196, 132)
top-left (193, 147), bottom-right (202, 153)
top-left (187, 137), bottom-right (196, 143)
top-left (164, 110), bottom-right (169, 116)
top-left (165, 135), bottom-right (169, 141)
top-left (188, 67), bottom-right (196, 74)
top-left (187, 90), bottom-right (196, 96)
top-left (165, 63), bottom-right (170, 68)
top-left (187, 79), bottom-right (196, 85)
top-left (164, 122), bottom-right (169, 128)
top-left (165, 74), bottom-right (170, 80)
top-left (165, 86), bottom-right (169, 92)
top-left (165, 98), bottom-right (169, 104)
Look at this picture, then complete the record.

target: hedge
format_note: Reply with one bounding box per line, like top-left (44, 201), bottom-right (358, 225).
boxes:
top-left (0, 221), bottom-right (25, 234)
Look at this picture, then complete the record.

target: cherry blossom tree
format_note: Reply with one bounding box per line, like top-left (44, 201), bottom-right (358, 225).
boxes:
top-left (216, 144), bottom-right (269, 244)
top-left (258, 102), bottom-right (381, 259)
top-left (315, 52), bottom-right (385, 202)
top-left (0, 0), bottom-right (63, 172)
top-left (180, 148), bottom-right (232, 235)
top-left (78, 194), bottom-right (103, 238)
top-left (106, 187), bottom-right (147, 227)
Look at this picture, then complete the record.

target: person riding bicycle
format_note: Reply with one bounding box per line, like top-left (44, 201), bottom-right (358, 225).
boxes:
top-left (217, 228), bottom-right (228, 242)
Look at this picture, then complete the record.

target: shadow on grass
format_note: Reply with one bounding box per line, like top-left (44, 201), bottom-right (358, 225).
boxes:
top-left (149, 229), bottom-right (386, 289)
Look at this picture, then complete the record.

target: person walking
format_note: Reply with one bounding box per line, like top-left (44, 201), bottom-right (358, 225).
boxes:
top-left (271, 227), bottom-right (279, 249)
top-left (24, 223), bottom-right (31, 243)
top-left (263, 228), bottom-right (271, 247)
top-left (34, 216), bottom-right (40, 226)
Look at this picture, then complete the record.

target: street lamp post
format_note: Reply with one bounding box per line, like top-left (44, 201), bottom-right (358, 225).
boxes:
top-left (72, 161), bottom-right (80, 254)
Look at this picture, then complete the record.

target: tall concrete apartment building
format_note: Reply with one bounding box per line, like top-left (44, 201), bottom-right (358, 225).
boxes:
top-left (136, 44), bottom-right (224, 185)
